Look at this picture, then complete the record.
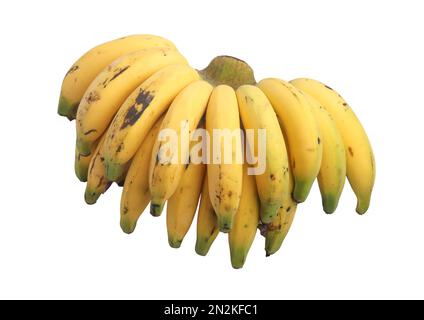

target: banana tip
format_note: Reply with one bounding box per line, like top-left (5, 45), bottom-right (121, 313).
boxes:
top-left (195, 239), bottom-right (210, 256)
top-left (120, 219), bottom-right (136, 234)
top-left (168, 237), bottom-right (182, 248)
top-left (150, 203), bottom-right (164, 217)
top-left (323, 194), bottom-right (339, 214)
top-left (84, 189), bottom-right (99, 205)
top-left (217, 217), bottom-right (233, 233)
top-left (356, 198), bottom-right (370, 215)
top-left (230, 248), bottom-right (247, 269)
top-left (57, 95), bottom-right (77, 120)
top-left (293, 181), bottom-right (312, 203)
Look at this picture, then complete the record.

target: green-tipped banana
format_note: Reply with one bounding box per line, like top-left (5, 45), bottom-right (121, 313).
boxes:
top-left (195, 176), bottom-right (219, 256)
top-left (120, 117), bottom-right (163, 233)
top-left (291, 78), bottom-right (375, 214)
top-left (258, 78), bottom-right (322, 203)
top-left (236, 85), bottom-right (289, 223)
top-left (228, 166), bottom-right (260, 269)
top-left (302, 92), bottom-right (346, 214)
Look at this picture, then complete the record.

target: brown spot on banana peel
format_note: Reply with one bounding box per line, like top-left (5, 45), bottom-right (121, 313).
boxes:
top-left (122, 206), bottom-right (129, 215)
top-left (324, 84), bottom-right (334, 90)
top-left (84, 129), bottom-right (97, 136)
top-left (96, 176), bottom-right (105, 188)
top-left (65, 65), bottom-right (79, 76)
top-left (85, 91), bottom-right (100, 104)
top-left (317, 137), bottom-right (321, 144)
top-left (116, 143), bottom-right (123, 153)
top-left (120, 89), bottom-right (154, 130)
top-left (109, 66), bottom-right (130, 82)
top-left (348, 147), bottom-right (354, 157)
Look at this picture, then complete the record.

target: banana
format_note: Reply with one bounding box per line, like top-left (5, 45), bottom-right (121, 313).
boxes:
top-left (75, 145), bottom-right (95, 182)
top-left (228, 165), bottom-right (260, 269)
top-left (84, 137), bottom-right (130, 205)
top-left (103, 64), bottom-right (200, 181)
top-left (265, 205), bottom-right (297, 256)
top-left (149, 80), bottom-right (212, 215)
top-left (76, 47), bottom-right (187, 155)
top-left (258, 78), bottom-right (322, 203)
top-left (302, 92), bottom-right (346, 213)
top-left (195, 176), bottom-right (219, 256)
top-left (290, 78), bottom-right (375, 214)
top-left (120, 116), bottom-right (164, 234)
top-left (58, 34), bottom-right (176, 120)
top-left (236, 85), bottom-right (290, 223)
top-left (264, 143), bottom-right (297, 256)
top-left (84, 135), bottom-right (111, 205)
top-left (167, 158), bottom-right (206, 248)
top-left (206, 85), bottom-right (243, 232)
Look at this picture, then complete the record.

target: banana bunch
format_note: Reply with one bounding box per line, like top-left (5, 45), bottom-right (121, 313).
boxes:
top-left (59, 34), bottom-right (375, 269)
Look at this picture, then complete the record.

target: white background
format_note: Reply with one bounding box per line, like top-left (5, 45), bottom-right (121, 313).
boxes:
top-left (0, 0), bottom-right (423, 299)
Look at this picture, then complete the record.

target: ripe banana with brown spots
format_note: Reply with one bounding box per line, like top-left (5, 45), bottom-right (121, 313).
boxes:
top-left (265, 205), bottom-right (297, 256)
top-left (120, 116), bottom-right (163, 234)
top-left (76, 47), bottom-right (187, 155)
top-left (149, 80), bottom-right (213, 216)
top-left (195, 176), bottom-right (219, 256)
top-left (290, 78), bottom-right (375, 214)
top-left (167, 154), bottom-right (206, 248)
top-left (236, 85), bottom-right (290, 223)
top-left (264, 150), bottom-right (297, 256)
top-left (258, 78), bottom-right (322, 203)
top-left (228, 165), bottom-right (260, 269)
top-left (103, 64), bottom-right (200, 182)
top-left (84, 135), bottom-right (111, 205)
top-left (58, 34), bottom-right (176, 120)
top-left (206, 85), bottom-right (243, 232)
top-left (301, 91), bottom-right (346, 214)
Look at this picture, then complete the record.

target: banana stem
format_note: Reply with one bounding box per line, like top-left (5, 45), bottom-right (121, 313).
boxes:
top-left (199, 55), bottom-right (256, 89)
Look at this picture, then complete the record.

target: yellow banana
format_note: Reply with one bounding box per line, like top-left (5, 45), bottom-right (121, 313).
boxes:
top-left (228, 165), bottom-right (260, 269)
top-left (76, 47), bottom-right (187, 155)
top-left (302, 91), bottom-right (346, 214)
top-left (84, 135), bottom-right (111, 204)
top-left (120, 116), bottom-right (163, 234)
top-left (167, 160), bottom-right (206, 248)
top-left (264, 143), bottom-right (297, 256)
top-left (206, 85), bottom-right (243, 232)
top-left (258, 78), bottom-right (322, 203)
top-left (290, 78), bottom-right (375, 214)
top-left (265, 205), bottom-right (297, 256)
top-left (195, 176), bottom-right (219, 256)
top-left (149, 80), bottom-right (213, 215)
top-left (103, 64), bottom-right (200, 181)
top-left (58, 34), bottom-right (176, 120)
top-left (236, 85), bottom-right (289, 223)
